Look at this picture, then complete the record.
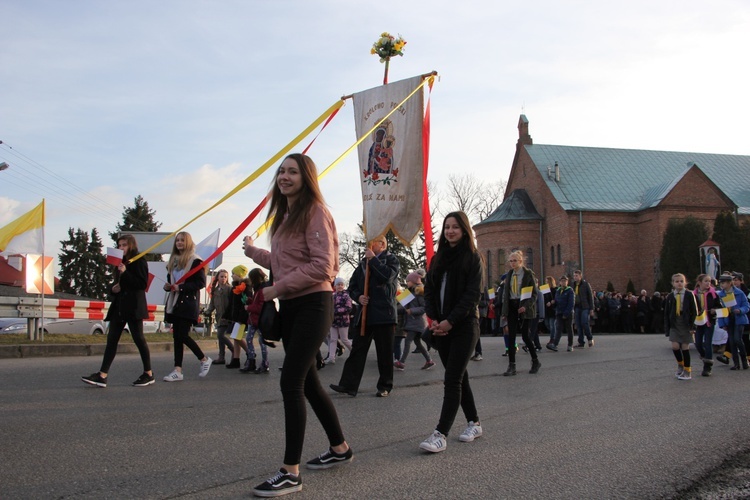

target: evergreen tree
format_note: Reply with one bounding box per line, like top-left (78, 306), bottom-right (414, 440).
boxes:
top-left (58, 228), bottom-right (109, 299)
top-left (110, 195), bottom-right (163, 261)
top-left (626, 279), bottom-right (636, 295)
top-left (656, 217), bottom-right (708, 291)
top-left (711, 211), bottom-right (750, 276)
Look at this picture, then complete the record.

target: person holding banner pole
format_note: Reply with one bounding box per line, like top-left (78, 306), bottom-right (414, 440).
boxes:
top-left (330, 234), bottom-right (399, 398)
top-left (82, 235), bottom-right (153, 388)
top-left (501, 250), bottom-right (541, 376)
top-left (243, 153), bottom-right (351, 498)
top-left (419, 211), bottom-right (484, 453)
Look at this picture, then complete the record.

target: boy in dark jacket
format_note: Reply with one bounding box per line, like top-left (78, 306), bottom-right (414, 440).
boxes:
top-left (547, 276), bottom-right (575, 352)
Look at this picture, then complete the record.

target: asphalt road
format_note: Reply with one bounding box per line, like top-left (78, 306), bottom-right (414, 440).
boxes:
top-left (1, 335), bottom-right (749, 499)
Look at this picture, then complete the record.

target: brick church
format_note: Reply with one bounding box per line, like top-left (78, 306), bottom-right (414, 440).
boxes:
top-left (475, 115), bottom-right (750, 293)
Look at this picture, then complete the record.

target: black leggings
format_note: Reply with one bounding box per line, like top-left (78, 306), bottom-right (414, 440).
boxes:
top-left (100, 318), bottom-right (151, 373)
top-left (433, 320), bottom-right (480, 436)
top-left (172, 317), bottom-right (205, 367)
top-left (507, 299), bottom-right (537, 362)
top-left (279, 292), bottom-right (345, 466)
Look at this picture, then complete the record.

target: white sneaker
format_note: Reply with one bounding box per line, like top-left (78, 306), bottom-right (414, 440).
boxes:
top-left (459, 421), bottom-right (483, 442)
top-left (163, 370), bottom-right (183, 382)
top-left (677, 371), bottom-right (692, 380)
top-left (199, 357), bottom-right (212, 377)
top-left (419, 430), bottom-right (447, 453)
top-left (675, 367), bottom-right (684, 378)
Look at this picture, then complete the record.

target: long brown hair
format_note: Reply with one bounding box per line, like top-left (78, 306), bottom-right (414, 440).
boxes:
top-left (437, 211), bottom-right (477, 254)
top-left (167, 231), bottom-right (197, 273)
top-left (117, 234), bottom-right (139, 261)
top-left (266, 153), bottom-right (326, 237)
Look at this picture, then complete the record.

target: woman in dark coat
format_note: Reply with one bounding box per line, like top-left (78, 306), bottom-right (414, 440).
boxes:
top-left (419, 211), bottom-right (484, 453)
top-left (81, 234), bottom-right (153, 388)
top-left (162, 231), bottom-right (212, 382)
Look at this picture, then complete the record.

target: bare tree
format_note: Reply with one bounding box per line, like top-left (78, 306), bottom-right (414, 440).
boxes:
top-left (441, 174), bottom-right (506, 225)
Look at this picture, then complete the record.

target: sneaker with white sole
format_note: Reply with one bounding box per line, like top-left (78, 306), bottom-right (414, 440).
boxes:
top-left (132, 373), bottom-right (155, 387)
top-left (305, 447), bottom-right (353, 469)
top-left (677, 371), bottom-right (692, 380)
top-left (199, 357), bottom-right (212, 377)
top-left (81, 372), bottom-right (107, 388)
top-left (163, 370), bottom-right (184, 382)
top-left (252, 468), bottom-right (302, 497)
top-left (675, 367), bottom-right (684, 378)
top-left (459, 421), bottom-right (483, 442)
top-left (419, 430), bottom-right (447, 453)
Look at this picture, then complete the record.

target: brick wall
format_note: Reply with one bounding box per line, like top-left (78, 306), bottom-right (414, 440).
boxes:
top-left (477, 149), bottom-right (738, 293)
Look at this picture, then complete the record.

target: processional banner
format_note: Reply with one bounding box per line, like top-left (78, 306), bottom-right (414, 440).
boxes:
top-left (352, 75), bottom-right (424, 243)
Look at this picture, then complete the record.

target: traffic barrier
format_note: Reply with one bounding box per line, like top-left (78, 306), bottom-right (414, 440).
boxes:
top-left (8, 297), bottom-right (165, 321)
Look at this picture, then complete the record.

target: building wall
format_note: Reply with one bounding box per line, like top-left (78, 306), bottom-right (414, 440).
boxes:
top-left (477, 148), bottom-right (738, 293)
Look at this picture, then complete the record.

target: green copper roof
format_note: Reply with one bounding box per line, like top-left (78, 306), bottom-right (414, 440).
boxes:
top-left (524, 145), bottom-right (750, 214)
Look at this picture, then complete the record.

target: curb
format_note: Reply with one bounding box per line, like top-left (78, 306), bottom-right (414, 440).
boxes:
top-left (0, 340), bottom-right (216, 359)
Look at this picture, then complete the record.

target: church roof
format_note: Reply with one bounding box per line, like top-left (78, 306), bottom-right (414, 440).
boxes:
top-left (524, 145), bottom-right (750, 214)
top-left (478, 188), bottom-right (543, 225)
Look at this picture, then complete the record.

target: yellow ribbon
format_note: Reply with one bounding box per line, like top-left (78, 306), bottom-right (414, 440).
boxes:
top-left (129, 99), bottom-right (345, 262)
top-left (253, 76), bottom-right (435, 239)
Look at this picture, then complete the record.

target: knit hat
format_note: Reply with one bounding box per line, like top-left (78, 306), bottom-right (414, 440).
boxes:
top-left (232, 264), bottom-right (248, 278)
top-left (406, 272), bottom-right (422, 284)
top-left (334, 277), bottom-right (346, 286)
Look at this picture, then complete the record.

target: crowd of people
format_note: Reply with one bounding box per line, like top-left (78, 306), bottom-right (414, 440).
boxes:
top-left (79, 151), bottom-right (750, 497)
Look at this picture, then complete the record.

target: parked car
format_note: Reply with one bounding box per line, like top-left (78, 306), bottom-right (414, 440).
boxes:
top-left (0, 318), bottom-right (29, 334)
top-left (41, 319), bottom-right (108, 335)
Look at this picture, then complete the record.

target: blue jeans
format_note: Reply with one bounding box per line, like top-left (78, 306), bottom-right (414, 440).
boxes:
top-left (729, 323), bottom-right (748, 361)
top-left (554, 314), bottom-right (574, 347)
top-left (694, 324), bottom-right (714, 360)
top-left (575, 307), bottom-right (592, 343)
top-left (544, 316), bottom-right (557, 344)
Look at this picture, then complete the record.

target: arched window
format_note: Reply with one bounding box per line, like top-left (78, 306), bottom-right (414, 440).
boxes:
top-left (550, 246), bottom-right (555, 267)
top-left (526, 248), bottom-right (534, 270)
top-left (557, 244), bottom-right (562, 265)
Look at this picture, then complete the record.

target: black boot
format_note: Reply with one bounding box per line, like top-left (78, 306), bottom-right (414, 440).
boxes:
top-left (730, 356), bottom-right (741, 371)
top-left (226, 358), bottom-right (240, 369)
top-left (530, 358), bottom-right (541, 374)
top-left (503, 363), bottom-right (517, 376)
top-left (742, 356), bottom-right (749, 370)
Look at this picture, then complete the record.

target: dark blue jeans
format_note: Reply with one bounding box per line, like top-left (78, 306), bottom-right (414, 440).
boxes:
top-left (728, 323), bottom-right (748, 361)
top-left (279, 292), bottom-right (345, 465)
top-left (694, 324), bottom-right (714, 360)
top-left (554, 314), bottom-right (574, 347)
top-left (575, 307), bottom-right (592, 343)
top-left (433, 319), bottom-right (480, 436)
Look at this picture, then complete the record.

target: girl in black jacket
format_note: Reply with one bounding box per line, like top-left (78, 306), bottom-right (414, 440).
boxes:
top-left (82, 234), bottom-right (153, 388)
top-left (420, 211), bottom-right (484, 454)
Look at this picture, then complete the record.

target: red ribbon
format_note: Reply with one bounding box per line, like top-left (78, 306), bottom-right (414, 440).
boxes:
top-left (422, 78), bottom-right (435, 268)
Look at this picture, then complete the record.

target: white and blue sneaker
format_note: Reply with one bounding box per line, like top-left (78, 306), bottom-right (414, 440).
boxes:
top-left (459, 421), bottom-right (483, 442)
top-left (419, 430), bottom-right (447, 453)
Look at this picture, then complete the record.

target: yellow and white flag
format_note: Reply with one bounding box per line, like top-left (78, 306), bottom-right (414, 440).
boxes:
top-left (539, 283), bottom-right (551, 294)
top-left (397, 288), bottom-right (415, 306)
top-left (352, 76), bottom-right (425, 243)
top-left (488, 288), bottom-right (495, 300)
top-left (0, 200), bottom-right (45, 256)
top-left (716, 308), bottom-right (730, 319)
top-left (521, 286), bottom-right (534, 300)
top-left (722, 293), bottom-right (737, 308)
top-left (694, 311), bottom-right (708, 326)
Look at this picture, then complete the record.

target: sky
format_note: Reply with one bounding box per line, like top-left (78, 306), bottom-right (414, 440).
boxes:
top-left (2, 0), bottom-right (749, 279)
